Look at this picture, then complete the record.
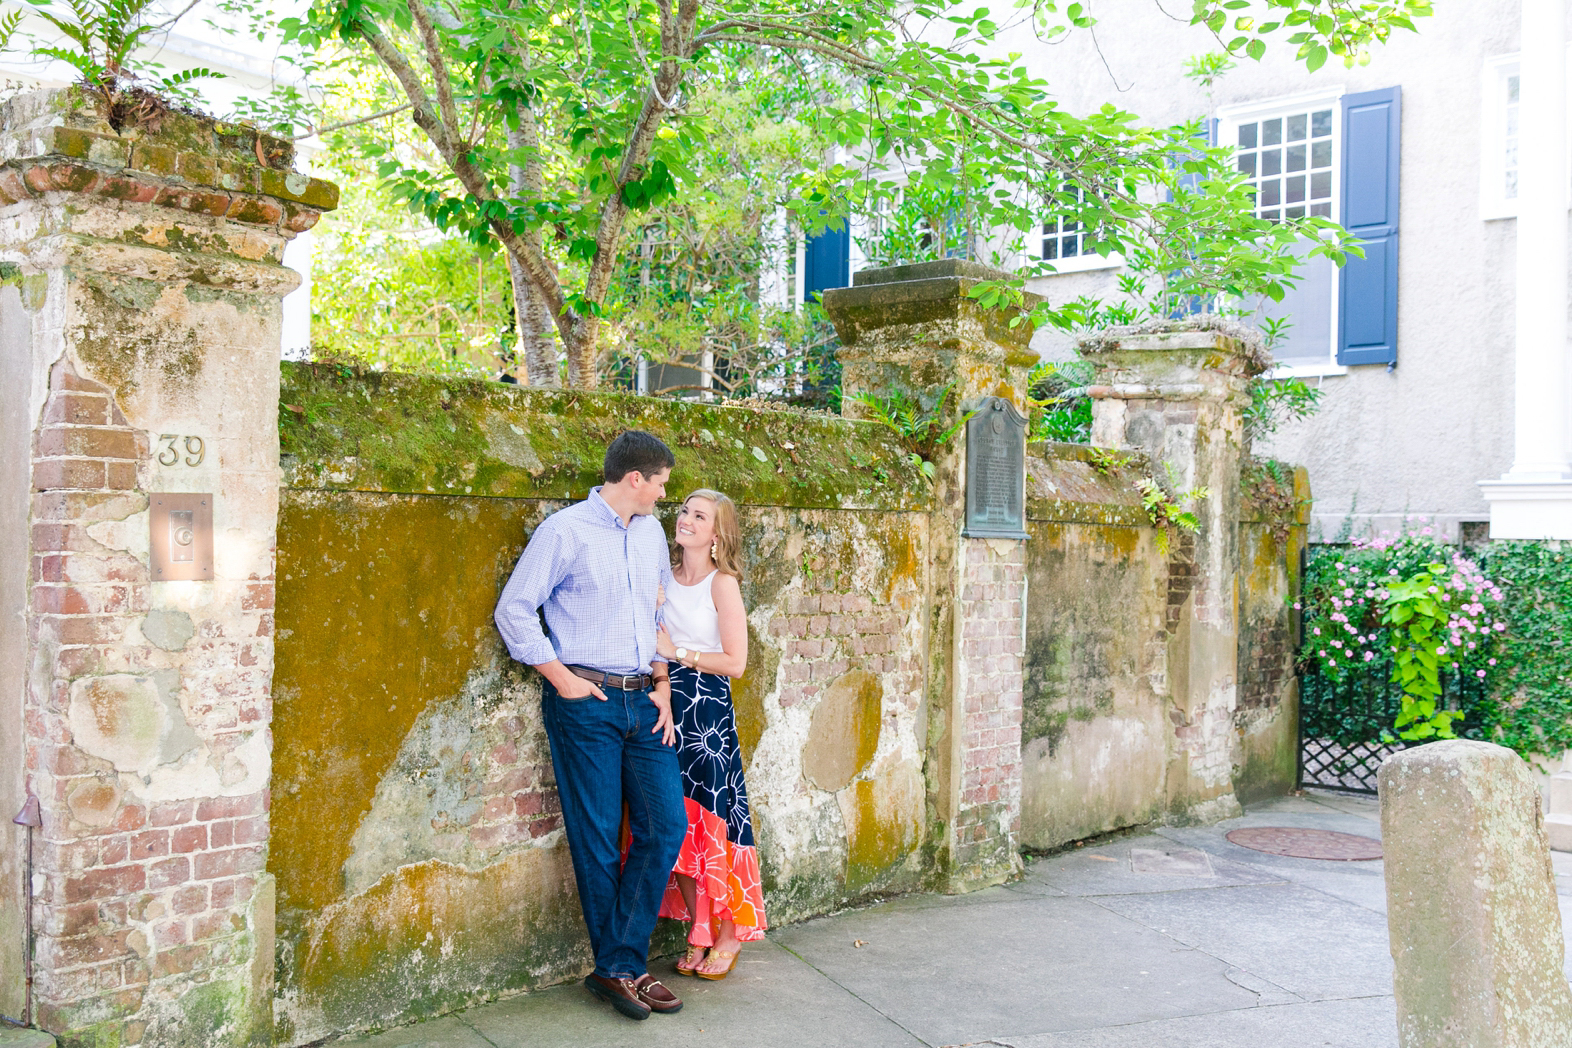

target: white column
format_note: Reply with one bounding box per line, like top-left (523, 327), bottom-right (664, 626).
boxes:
top-left (1481, 0), bottom-right (1572, 537)
top-left (1511, 0), bottom-right (1569, 478)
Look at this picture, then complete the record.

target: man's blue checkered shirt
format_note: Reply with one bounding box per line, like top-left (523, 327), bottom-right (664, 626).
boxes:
top-left (494, 486), bottom-right (673, 675)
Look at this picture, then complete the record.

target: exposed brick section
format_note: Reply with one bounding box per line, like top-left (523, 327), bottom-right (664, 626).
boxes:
top-left (22, 369), bottom-right (275, 1039)
top-left (768, 586), bottom-right (920, 713)
top-left (951, 540), bottom-right (1027, 878)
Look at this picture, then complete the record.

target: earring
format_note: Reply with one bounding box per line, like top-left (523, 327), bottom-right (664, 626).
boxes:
top-left (710, 539), bottom-right (717, 561)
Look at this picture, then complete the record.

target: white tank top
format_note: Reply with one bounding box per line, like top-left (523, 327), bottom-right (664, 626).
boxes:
top-left (663, 569), bottom-right (724, 653)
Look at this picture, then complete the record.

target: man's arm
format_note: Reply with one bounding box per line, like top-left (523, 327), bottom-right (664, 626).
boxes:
top-left (495, 523), bottom-right (609, 701)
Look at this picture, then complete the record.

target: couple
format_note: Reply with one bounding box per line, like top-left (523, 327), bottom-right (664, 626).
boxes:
top-left (493, 430), bottom-right (767, 1021)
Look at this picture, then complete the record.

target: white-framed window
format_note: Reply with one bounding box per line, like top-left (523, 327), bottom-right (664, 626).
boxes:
top-left (1038, 181), bottom-right (1121, 273)
top-left (1481, 49), bottom-right (1572, 220)
top-left (1218, 88), bottom-right (1345, 373)
top-left (1481, 54), bottom-right (1522, 219)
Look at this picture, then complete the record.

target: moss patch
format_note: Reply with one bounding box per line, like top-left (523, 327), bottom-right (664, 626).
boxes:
top-left (279, 363), bottom-right (930, 510)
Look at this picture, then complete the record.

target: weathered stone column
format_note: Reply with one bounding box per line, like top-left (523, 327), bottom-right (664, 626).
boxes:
top-left (1379, 740), bottom-right (1572, 1047)
top-left (0, 89), bottom-right (335, 1046)
top-left (1081, 322), bottom-right (1265, 822)
top-left (824, 259), bottom-right (1038, 892)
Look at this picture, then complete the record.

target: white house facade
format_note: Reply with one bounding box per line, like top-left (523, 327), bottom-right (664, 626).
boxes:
top-left (799, 0), bottom-right (1572, 542)
top-left (976, 0), bottom-right (1572, 542)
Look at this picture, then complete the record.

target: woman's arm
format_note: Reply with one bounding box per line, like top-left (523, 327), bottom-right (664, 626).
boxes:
top-left (692, 572), bottom-right (748, 678)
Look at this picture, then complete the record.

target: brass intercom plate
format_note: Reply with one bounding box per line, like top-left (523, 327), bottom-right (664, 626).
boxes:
top-left (149, 493), bottom-right (214, 581)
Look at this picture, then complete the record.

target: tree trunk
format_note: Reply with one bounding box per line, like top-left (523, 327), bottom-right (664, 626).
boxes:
top-left (564, 320), bottom-right (599, 389)
top-left (507, 251), bottom-right (558, 387)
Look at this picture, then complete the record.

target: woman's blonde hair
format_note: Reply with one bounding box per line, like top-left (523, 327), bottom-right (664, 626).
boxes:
top-left (671, 489), bottom-right (744, 581)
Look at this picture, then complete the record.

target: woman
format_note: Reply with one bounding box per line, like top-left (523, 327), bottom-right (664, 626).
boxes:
top-left (655, 489), bottom-right (766, 980)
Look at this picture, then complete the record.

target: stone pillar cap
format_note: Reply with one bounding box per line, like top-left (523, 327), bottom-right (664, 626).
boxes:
top-left (822, 259), bottom-right (1040, 353)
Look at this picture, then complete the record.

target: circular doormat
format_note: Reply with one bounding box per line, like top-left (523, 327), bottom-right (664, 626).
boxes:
top-left (1225, 827), bottom-right (1383, 861)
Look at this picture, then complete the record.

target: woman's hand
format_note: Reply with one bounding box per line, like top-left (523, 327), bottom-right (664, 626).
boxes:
top-left (655, 625), bottom-right (677, 660)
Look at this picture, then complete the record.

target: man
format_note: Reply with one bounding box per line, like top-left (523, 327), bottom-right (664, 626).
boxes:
top-left (495, 430), bottom-right (687, 1021)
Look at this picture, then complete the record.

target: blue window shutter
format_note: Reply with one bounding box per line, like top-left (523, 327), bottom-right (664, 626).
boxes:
top-left (1337, 87), bottom-right (1401, 365)
top-left (803, 222), bottom-right (850, 302)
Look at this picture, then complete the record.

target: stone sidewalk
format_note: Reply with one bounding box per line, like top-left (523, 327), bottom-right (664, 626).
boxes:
top-left (337, 789), bottom-right (1572, 1048)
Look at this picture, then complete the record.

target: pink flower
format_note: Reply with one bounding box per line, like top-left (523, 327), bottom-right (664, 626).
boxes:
top-left (1313, 628), bottom-right (1321, 636)
top-left (1488, 658), bottom-right (1497, 666)
top-left (1476, 670), bottom-right (1487, 679)
top-left (1364, 651), bottom-right (1375, 661)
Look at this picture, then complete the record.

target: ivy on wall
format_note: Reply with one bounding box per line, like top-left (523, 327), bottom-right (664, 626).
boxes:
top-left (1300, 528), bottom-right (1572, 762)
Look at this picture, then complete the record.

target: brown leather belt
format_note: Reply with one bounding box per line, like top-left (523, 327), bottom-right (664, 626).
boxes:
top-left (566, 665), bottom-right (656, 691)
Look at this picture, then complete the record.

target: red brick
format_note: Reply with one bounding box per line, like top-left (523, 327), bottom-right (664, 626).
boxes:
top-left (209, 875), bottom-right (254, 911)
top-left (149, 800), bottom-right (194, 828)
top-left (33, 459), bottom-right (106, 491)
top-left (35, 426), bottom-right (139, 459)
top-left (240, 584), bottom-right (274, 611)
top-left (46, 929), bottom-right (132, 967)
top-left (42, 393), bottom-right (109, 426)
top-left (170, 824), bottom-right (206, 853)
top-left (196, 793), bottom-right (266, 821)
top-left (105, 461), bottom-right (137, 490)
top-left (42, 614), bottom-right (129, 646)
top-left (146, 857), bottom-right (189, 890)
top-left (64, 864), bottom-right (145, 903)
top-left (170, 885), bottom-right (207, 916)
top-left (129, 829), bottom-right (168, 861)
top-left (152, 922), bottom-right (189, 951)
top-left (191, 910), bottom-right (242, 941)
top-left (207, 820), bottom-right (233, 848)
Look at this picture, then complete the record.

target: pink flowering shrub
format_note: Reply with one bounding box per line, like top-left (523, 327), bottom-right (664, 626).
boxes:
top-left (1300, 522), bottom-right (1504, 740)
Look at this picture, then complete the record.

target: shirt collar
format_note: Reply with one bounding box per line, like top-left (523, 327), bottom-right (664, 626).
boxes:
top-left (587, 486), bottom-right (630, 530)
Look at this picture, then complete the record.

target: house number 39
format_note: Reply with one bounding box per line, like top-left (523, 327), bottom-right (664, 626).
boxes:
top-left (156, 434), bottom-right (206, 467)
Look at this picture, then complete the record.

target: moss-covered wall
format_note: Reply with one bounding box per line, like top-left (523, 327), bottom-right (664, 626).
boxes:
top-left (270, 368), bottom-right (1303, 1041)
top-left (1018, 444), bottom-right (1303, 851)
top-left (271, 365), bottom-right (934, 1043)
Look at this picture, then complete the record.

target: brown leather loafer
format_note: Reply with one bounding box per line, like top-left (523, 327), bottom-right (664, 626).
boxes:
top-left (634, 973), bottom-right (683, 1014)
top-left (584, 974), bottom-right (651, 1020)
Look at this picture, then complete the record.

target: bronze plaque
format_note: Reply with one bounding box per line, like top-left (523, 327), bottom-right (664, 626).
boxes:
top-left (963, 397), bottom-right (1028, 539)
top-left (150, 493), bottom-right (214, 581)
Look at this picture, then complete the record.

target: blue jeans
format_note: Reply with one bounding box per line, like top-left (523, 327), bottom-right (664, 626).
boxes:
top-left (542, 679), bottom-right (686, 979)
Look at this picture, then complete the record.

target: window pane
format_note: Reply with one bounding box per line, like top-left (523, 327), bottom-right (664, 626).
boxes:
top-left (1310, 170), bottom-right (1332, 199)
top-left (1285, 205), bottom-right (1305, 219)
top-left (1285, 175), bottom-right (1306, 203)
top-left (1506, 170), bottom-right (1518, 199)
top-left (1260, 179), bottom-right (1281, 206)
top-left (1237, 153), bottom-right (1257, 176)
top-left (1261, 209), bottom-right (1281, 223)
top-left (1508, 74), bottom-right (1520, 103)
top-left (1286, 114), bottom-right (1307, 141)
top-left (1310, 201), bottom-right (1331, 218)
top-left (1286, 144), bottom-right (1307, 172)
top-left (1062, 236), bottom-right (1079, 257)
top-left (1261, 118), bottom-right (1283, 146)
top-left (1238, 123), bottom-right (1258, 148)
top-left (1311, 109), bottom-right (1332, 137)
top-left (1311, 139), bottom-right (1332, 168)
top-left (1043, 238), bottom-right (1058, 260)
top-left (1042, 220), bottom-right (1058, 235)
top-left (1064, 219), bottom-right (1081, 233)
top-left (1261, 149), bottom-right (1282, 176)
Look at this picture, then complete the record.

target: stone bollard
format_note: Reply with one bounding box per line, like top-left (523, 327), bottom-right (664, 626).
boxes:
top-left (1379, 740), bottom-right (1572, 1047)
top-left (823, 259), bottom-right (1038, 892)
top-left (0, 89), bottom-right (336, 1046)
top-left (1080, 321), bottom-right (1267, 823)
top-left (1545, 766), bottom-right (1572, 852)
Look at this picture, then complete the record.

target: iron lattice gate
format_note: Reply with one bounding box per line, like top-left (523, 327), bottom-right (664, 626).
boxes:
top-left (1298, 658), bottom-right (1489, 794)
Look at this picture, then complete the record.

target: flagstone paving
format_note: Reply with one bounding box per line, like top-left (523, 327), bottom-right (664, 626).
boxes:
top-left (335, 789), bottom-right (1572, 1047)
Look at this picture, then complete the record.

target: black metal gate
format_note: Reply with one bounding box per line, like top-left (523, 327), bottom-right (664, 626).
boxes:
top-left (1297, 657), bottom-right (1489, 794)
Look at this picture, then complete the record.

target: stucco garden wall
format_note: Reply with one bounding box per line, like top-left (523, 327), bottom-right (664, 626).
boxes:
top-left (269, 364), bottom-right (935, 1043)
top-left (269, 346), bottom-right (1304, 1041)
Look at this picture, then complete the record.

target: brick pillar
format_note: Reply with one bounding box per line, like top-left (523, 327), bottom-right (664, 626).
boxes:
top-left (1081, 323), bottom-right (1264, 821)
top-left (824, 259), bottom-right (1037, 892)
top-left (0, 88), bottom-right (336, 1046)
